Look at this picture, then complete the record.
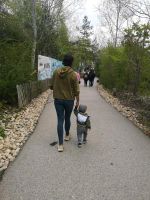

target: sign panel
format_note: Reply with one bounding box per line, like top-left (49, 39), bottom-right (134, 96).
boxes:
top-left (38, 55), bottom-right (62, 80)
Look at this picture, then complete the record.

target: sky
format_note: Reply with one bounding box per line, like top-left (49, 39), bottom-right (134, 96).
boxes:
top-left (67, 0), bottom-right (101, 41)
top-left (82, 0), bottom-right (100, 27)
top-left (67, 0), bottom-right (149, 45)
top-left (71, 0), bottom-right (149, 45)
top-left (75, 0), bottom-right (108, 44)
top-left (82, 0), bottom-right (104, 42)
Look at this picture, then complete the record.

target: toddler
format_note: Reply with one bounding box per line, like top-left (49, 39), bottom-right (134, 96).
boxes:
top-left (74, 104), bottom-right (91, 147)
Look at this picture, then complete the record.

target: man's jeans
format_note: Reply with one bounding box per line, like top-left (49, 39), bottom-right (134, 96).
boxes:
top-left (54, 99), bottom-right (74, 145)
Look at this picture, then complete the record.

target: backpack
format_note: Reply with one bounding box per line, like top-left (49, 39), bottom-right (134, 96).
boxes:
top-left (84, 73), bottom-right (88, 79)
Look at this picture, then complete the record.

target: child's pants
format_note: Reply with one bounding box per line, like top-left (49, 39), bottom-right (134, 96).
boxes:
top-left (77, 126), bottom-right (88, 143)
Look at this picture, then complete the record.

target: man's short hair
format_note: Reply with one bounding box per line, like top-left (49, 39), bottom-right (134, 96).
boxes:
top-left (63, 54), bottom-right (74, 67)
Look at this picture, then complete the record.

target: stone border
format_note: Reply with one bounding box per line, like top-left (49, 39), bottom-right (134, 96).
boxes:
top-left (0, 89), bottom-right (52, 179)
top-left (97, 84), bottom-right (150, 136)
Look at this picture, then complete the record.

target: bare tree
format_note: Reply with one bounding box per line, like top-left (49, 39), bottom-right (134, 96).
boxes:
top-left (62, 0), bottom-right (84, 40)
top-left (125, 0), bottom-right (150, 20)
top-left (31, 0), bottom-right (37, 69)
top-left (97, 0), bottom-right (133, 47)
top-left (63, 0), bottom-right (83, 19)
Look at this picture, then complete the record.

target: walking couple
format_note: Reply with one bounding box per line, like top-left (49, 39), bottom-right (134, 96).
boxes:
top-left (50, 54), bottom-right (91, 152)
top-left (83, 68), bottom-right (96, 87)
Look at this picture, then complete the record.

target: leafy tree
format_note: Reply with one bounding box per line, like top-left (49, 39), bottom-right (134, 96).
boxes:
top-left (56, 19), bottom-right (71, 59)
top-left (0, 0), bottom-right (71, 104)
top-left (99, 45), bottom-right (128, 90)
top-left (123, 23), bottom-right (150, 95)
top-left (76, 16), bottom-right (93, 67)
top-left (97, 23), bottom-right (150, 96)
top-left (0, 7), bottom-right (33, 104)
top-left (79, 15), bottom-right (93, 38)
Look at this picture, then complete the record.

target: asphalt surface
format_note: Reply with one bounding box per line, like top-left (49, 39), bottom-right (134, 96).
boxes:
top-left (0, 81), bottom-right (150, 200)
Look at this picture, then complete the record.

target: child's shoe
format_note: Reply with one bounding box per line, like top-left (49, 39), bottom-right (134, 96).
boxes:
top-left (78, 143), bottom-right (82, 148)
top-left (83, 140), bottom-right (87, 144)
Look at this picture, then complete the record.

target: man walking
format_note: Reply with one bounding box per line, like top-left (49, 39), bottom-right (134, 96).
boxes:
top-left (50, 54), bottom-right (80, 152)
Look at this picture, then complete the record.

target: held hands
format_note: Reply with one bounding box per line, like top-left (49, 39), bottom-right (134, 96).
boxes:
top-left (75, 101), bottom-right (79, 109)
top-left (74, 105), bottom-right (78, 111)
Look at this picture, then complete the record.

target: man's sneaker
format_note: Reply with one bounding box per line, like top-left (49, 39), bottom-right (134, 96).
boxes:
top-left (64, 134), bottom-right (71, 141)
top-left (78, 143), bottom-right (82, 148)
top-left (83, 140), bottom-right (87, 144)
top-left (58, 145), bottom-right (64, 152)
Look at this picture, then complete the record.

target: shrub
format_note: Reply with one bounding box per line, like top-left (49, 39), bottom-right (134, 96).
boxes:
top-left (0, 127), bottom-right (5, 138)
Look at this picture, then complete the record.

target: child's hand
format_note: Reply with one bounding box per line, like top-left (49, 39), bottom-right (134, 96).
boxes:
top-left (74, 105), bottom-right (78, 110)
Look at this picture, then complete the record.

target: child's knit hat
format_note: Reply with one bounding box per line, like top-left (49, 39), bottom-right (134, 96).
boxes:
top-left (79, 104), bottom-right (87, 113)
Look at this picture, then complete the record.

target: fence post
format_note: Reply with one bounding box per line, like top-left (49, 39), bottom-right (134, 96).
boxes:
top-left (16, 84), bottom-right (23, 108)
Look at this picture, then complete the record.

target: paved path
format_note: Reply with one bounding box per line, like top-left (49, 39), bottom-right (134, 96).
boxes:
top-left (0, 82), bottom-right (150, 200)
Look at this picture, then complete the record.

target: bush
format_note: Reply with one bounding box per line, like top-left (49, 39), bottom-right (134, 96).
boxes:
top-left (0, 42), bottom-right (33, 104)
top-left (97, 44), bottom-right (150, 96)
top-left (0, 13), bottom-right (34, 105)
top-left (0, 127), bottom-right (5, 138)
top-left (99, 46), bottom-right (128, 91)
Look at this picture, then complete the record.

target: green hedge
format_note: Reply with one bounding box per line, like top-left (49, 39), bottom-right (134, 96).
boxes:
top-left (98, 45), bottom-right (150, 95)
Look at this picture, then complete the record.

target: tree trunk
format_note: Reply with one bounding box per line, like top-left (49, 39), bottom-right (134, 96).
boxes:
top-left (31, 0), bottom-right (37, 69)
top-left (133, 59), bottom-right (141, 96)
top-left (114, 3), bottom-right (121, 47)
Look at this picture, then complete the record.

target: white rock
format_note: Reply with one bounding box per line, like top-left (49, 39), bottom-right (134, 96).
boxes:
top-left (0, 90), bottom-right (50, 170)
top-left (5, 149), bottom-right (11, 154)
top-left (97, 85), bottom-right (150, 135)
top-left (0, 162), bottom-right (3, 168)
top-left (0, 144), bottom-right (4, 150)
top-left (0, 136), bottom-right (3, 140)
top-left (0, 165), bottom-right (7, 171)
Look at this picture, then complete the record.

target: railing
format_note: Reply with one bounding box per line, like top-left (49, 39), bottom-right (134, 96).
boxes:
top-left (16, 79), bottom-right (51, 108)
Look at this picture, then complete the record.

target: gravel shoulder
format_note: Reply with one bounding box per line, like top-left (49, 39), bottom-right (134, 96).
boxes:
top-left (0, 90), bottom-right (51, 174)
top-left (97, 84), bottom-right (150, 135)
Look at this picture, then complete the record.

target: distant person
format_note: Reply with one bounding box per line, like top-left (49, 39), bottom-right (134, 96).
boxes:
top-left (74, 104), bottom-right (91, 147)
top-left (75, 71), bottom-right (81, 84)
top-left (83, 71), bottom-right (89, 86)
top-left (88, 69), bottom-right (95, 87)
top-left (50, 54), bottom-right (80, 152)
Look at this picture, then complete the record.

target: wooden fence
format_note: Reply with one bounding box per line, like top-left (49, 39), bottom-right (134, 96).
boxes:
top-left (16, 79), bottom-right (51, 108)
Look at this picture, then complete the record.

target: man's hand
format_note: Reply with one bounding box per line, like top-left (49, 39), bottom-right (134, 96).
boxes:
top-left (75, 101), bottom-right (79, 108)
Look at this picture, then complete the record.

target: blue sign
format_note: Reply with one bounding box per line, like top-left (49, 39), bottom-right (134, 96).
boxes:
top-left (38, 55), bottom-right (62, 80)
